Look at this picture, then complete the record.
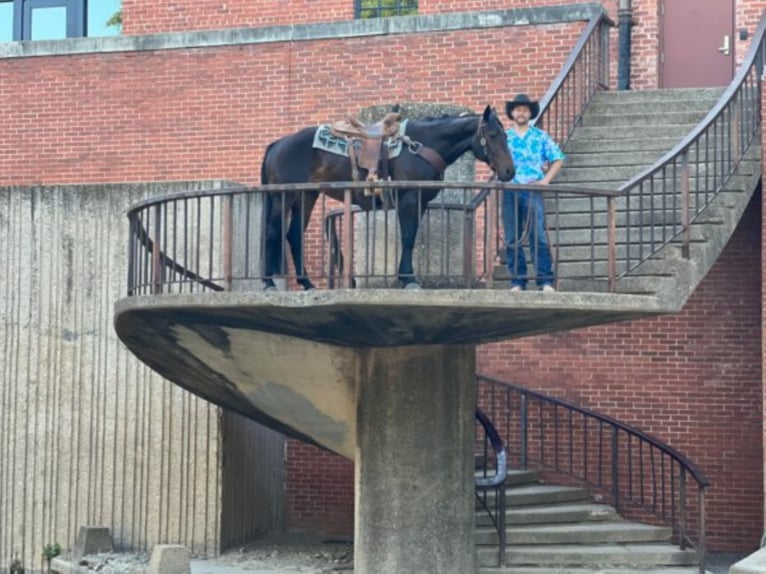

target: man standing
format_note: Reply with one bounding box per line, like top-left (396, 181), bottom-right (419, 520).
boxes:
top-left (503, 93), bottom-right (566, 292)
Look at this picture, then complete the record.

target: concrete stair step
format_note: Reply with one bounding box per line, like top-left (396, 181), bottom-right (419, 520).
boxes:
top-left (475, 468), bottom-right (540, 487)
top-left (583, 98), bottom-right (720, 116)
top-left (556, 166), bottom-right (648, 183)
top-left (556, 165), bottom-right (723, 184)
top-left (590, 87), bottom-right (725, 104)
top-left (493, 484), bottom-right (591, 506)
top-left (563, 136), bottom-right (692, 154)
top-left (477, 542), bottom-right (699, 568)
top-left (545, 208), bottom-right (728, 228)
top-left (476, 502), bottom-right (618, 527)
top-left (583, 111), bottom-right (711, 127)
top-left (521, 225), bottom-right (711, 246)
top-left (543, 188), bottom-right (746, 213)
top-left (476, 521), bottom-right (673, 546)
top-left (569, 124), bottom-right (697, 141)
top-left (564, 151), bottom-right (672, 168)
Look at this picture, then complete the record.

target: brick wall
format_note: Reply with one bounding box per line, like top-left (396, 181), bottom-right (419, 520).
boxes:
top-left (117, 1), bottom-right (766, 89)
top-left (0, 25), bottom-right (580, 187)
top-left (285, 442), bottom-right (354, 535)
top-left (479, 193), bottom-right (764, 551)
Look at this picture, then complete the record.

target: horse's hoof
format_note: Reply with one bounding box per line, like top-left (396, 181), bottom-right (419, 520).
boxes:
top-left (403, 282), bottom-right (421, 290)
top-left (264, 285), bottom-right (278, 292)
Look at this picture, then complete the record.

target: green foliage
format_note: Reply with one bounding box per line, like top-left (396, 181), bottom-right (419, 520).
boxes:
top-left (106, 9), bottom-right (122, 28)
top-left (42, 542), bottom-right (61, 561)
top-left (358, 0), bottom-right (417, 18)
top-left (9, 556), bottom-right (24, 574)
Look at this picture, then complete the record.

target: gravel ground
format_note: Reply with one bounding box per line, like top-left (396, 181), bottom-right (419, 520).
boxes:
top-left (191, 538), bottom-right (353, 573)
top-left (57, 537), bottom-right (353, 574)
top-left (57, 545), bottom-right (744, 573)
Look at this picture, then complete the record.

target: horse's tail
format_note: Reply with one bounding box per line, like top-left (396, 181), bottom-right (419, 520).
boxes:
top-left (260, 140), bottom-right (279, 224)
top-left (260, 142), bottom-right (278, 280)
top-left (261, 141), bottom-right (277, 185)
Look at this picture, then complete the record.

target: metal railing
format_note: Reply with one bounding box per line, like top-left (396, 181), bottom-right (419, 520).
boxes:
top-left (475, 409), bottom-right (507, 567)
top-left (536, 11), bottom-right (613, 147)
top-left (478, 374), bottom-right (709, 573)
top-left (126, 180), bottom-right (620, 295)
top-left (614, 16), bottom-right (765, 276)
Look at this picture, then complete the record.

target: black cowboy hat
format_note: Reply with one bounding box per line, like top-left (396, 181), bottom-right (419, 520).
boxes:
top-left (505, 93), bottom-right (540, 120)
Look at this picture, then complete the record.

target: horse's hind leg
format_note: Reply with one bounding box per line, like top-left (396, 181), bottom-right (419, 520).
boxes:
top-left (396, 191), bottom-right (427, 289)
top-left (263, 192), bottom-right (288, 291)
top-left (286, 191), bottom-right (319, 290)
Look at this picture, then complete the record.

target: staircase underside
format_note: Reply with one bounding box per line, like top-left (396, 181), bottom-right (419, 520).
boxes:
top-left (114, 289), bottom-right (668, 455)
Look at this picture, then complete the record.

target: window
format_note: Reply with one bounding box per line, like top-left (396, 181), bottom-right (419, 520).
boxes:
top-left (0, 0), bottom-right (120, 41)
top-left (355, 0), bottom-right (417, 19)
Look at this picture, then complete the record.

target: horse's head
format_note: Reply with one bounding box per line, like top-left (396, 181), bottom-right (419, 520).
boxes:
top-left (473, 105), bottom-right (515, 181)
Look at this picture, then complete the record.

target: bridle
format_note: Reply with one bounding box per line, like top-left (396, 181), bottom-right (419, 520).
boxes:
top-left (473, 115), bottom-right (503, 176)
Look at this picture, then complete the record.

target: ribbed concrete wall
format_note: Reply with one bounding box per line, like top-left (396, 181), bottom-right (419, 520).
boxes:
top-left (0, 182), bottom-right (236, 569)
top-left (220, 412), bottom-right (284, 550)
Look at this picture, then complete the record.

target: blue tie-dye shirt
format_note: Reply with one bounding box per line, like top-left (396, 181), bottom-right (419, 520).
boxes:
top-left (506, 126), bottom-right (565, 185)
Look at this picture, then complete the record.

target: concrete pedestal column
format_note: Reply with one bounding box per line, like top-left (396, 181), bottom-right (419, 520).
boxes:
top-left (355, 345), bottom-right (477, 574)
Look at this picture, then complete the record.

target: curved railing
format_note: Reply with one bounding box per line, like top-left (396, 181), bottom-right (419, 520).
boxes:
top-left (536, 11), bottom-right (613, 147)
top-left (478, 374), bottom-right (709, 573)
top-left (126, 180), bottom-right (619, 295)
top-left (475, 409), bottom-right (507, 567)
top-left (612, 16), bottom-right (765, 277)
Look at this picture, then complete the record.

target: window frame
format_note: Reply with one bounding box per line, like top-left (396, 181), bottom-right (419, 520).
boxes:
top-left (21, 0), bottom-right (84, 40)
top-left (354, 0), bottom-right (418, 19)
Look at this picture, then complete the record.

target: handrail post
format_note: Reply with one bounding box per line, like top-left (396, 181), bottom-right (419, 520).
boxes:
top-left (463, 205), bottom-right (476, 287)
top-left (498, 482), bottom-right (506, 567)
top-left (678, 469), bottom-right (687, 549)
top-left (489, 188), bottom-right (500, 268)
top-left (223, 194), bottom-right (233, 291)
top-left (127, 215), bottom-right (135, 296)
top-left (681, 151), bottom-right (690, 258)
top-left (152, 205), bottom-right (163, 294)
top-left (611, 427), bottom-right (619, 510)
top-left (520, 394), bottom-right (528, 468)
top-left (343, 188), bottom-right (354, 288)
top-left (731, 97), bottom-right (741, 159)
top-left (698, 488), bottom-right (707, 574)
top-left (607, 196), bottom-right (616, 291)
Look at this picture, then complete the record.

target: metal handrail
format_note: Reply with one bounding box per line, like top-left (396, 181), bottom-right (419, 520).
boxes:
top-left (478, 374), bottom-right (709, 573)
top-left (536, 11), bottom-right (613, 146)
top-left (615, 11), bottom-right (766, 276)
top-left (475, 409), bottom-right (507, 567)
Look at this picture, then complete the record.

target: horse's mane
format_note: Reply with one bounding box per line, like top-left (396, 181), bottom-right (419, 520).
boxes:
top-left (417, 113), bottom-right (479, 121)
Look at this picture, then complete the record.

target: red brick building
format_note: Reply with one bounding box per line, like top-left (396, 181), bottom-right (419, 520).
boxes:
top-left (0, 0), bottom-right (762, 560)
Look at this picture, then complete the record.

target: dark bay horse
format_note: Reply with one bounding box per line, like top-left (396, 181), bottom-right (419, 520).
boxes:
top-left (260, 105), bottom-right (515, 290)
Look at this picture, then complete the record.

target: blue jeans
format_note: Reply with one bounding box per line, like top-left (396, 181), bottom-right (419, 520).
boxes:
top-left (501, 189), bottom-right (554, 288)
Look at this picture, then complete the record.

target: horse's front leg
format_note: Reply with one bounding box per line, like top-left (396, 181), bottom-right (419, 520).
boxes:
top-left (286, 190), bottom-right (319, 290)
top-left (263, 192), bottom-right (285, 291)
top-left (396, 191), bottom-right (426, 289)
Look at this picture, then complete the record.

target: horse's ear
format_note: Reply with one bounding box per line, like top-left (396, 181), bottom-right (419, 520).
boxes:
top-left (483, 104), bottom-right (493, 120)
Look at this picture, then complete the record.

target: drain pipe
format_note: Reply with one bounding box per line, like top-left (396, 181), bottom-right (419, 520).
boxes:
top-left (617, 0), bottom-right (633, 90)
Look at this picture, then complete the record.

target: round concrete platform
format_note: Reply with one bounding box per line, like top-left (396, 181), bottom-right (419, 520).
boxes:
top-left (115, 288), bottom-right (665, 348)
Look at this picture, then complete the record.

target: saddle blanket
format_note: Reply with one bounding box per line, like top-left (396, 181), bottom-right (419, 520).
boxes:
top-left (313, 119), bottom-right (407, 159)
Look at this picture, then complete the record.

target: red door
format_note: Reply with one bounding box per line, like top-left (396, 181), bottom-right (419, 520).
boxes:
top-left (660, 0), bottom-right (734, 88)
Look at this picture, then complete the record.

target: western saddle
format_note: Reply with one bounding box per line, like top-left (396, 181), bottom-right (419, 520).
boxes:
top-left (331, 112), bottom-right (402, 194)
